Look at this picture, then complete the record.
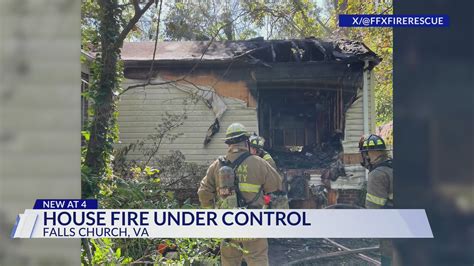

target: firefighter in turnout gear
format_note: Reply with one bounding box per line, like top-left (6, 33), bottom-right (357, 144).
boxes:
top-left (249, 133), bottom-right (277, 169)
top-left (359, 134), bottom-right (393, 208)
top-left (249, 133), bottom-right (289, 209)
top-left (197, 123), bottom-right (282, 266)
top-left (359, 134), bottom-right (394, 266)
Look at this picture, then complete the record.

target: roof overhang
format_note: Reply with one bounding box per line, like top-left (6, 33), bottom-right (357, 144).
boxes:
top-left (121, 38), bottom-right (381, 71)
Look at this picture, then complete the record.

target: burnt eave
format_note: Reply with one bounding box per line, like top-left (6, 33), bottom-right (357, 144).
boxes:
top-left (121, 38), bottom-right (381, 71)
top-left (124, 60), bottom-right (364, 89)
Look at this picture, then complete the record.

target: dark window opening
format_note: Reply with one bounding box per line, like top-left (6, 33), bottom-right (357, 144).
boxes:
top-left (258, 87), bottom-right (355, 169)
top-left (248, 39), bottom-right (330, 63)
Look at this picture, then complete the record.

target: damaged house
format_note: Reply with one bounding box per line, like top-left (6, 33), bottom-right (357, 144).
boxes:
top-left (84, 38), bottom-right (380, 208)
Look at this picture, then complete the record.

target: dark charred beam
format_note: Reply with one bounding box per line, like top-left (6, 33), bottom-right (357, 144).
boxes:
top-left (257, 81), bottom-right (360, 90)
top-left (290, 41), bottom-right (302, 62)
top-left (270, 44), bottom-right (276, 62)
top-left (274, 41), bottom-right (293, 62)
top-left (124, 62), bottom-right (255, 81)
top-left (124, 61), bottom-right (363, 86)
top-left (254, 62), bottom-right (362, 85)
top-left (308, 39), bottom-right (328, 61)
top-left (299, 40), bottom-right (311, 62)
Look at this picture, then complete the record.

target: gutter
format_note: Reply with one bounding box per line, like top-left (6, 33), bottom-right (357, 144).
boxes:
top-left (363, 60), bottom-right (370, 135)
top-left (362, 60), bottom-right (370, 181)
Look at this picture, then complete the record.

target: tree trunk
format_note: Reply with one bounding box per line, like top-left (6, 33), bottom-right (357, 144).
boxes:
top-left (84, 0), bottom-right (120, 176)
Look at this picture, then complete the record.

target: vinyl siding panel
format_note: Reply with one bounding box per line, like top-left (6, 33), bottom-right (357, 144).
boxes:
top-left (330, 165), bottom-right (367, 189)
top-left (117, 80), bottom-right (258, 165)
top-left (310, 165), bottom-right (366, 189)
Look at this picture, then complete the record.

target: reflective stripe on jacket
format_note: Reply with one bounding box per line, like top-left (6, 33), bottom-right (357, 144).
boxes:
top-left (365, 164), bottom-right (393, 209)
top-left (261, 151), bottom-right (277, 170)
top-left (198, 145), bottom-right (282, 209)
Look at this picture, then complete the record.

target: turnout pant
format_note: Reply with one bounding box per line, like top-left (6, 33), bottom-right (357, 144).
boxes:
top-left (221, 238), bottom-right (268, 266)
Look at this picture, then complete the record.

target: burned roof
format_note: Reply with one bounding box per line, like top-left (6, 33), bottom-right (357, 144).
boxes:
top-left (121, 38), bottom-right (381, 69)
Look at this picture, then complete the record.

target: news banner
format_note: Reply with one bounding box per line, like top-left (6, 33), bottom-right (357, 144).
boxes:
top-left (11, 199), bottom-right (433, 239)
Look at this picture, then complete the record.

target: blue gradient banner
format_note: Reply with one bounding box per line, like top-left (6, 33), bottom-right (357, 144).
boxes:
top-left (33, 199), bottom-right (98, 209)
top-left (339, 15), bottom-right (449, 27)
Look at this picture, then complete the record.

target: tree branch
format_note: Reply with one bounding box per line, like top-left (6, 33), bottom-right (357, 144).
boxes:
top-left (81, 238), bottom-right (93, 266)
top-left (145, 0), bottom-right (163, 81)
top-left (380, 5), bottom-right (393, 15)
top-left (315, 16), bottom-right (332, 35)
top-left (113, 0), bottom-right (155, 51)
top-left (132, 0), bottom-right (140, 12)
top-left (120, 8), bottom-right (261, 95)
top-left (293, 0), bottom-right (332, 35)
top-left (263, 7), bottom-right (305, 37)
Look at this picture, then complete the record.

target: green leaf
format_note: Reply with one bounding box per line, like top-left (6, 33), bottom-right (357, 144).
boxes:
top-left (81, 131), bottom-right (90, 141)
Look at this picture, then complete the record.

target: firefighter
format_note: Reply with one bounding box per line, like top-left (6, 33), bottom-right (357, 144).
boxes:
top-left (198, 123), bottom-right (282, 266)
top-left (359, 134), bottom-right (393, 208)
top-left (249, 134), bottom-right (277, 169)
top-left (249, 133), bottom-right (289, 209)
top-left (359, 134), bottom-right (393, 265)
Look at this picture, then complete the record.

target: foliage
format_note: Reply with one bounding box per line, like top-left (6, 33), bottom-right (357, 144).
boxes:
top-left (81, 107), bottom-right (210, 262)
top-left (157, 238), bottom-right (221, 265)
top-left (82, 238), bottom-right (133, 265)
top-left (376, 120), bottom-right (393, 146)
top-left (81, 0), bottom-right (220, 264)
top-left (112, 110), bottom-right (207, 191)
top-left (81, 151), bottom-right (215, 262)
top-left (81, 0), bottom-right (121, 178)
top-left (163, 0), bottom-right (264, 41)
top-left (164, 1), bottom-right (217, 41)
top-left (335, 0), bottom-right (393, 126)
top-left (81, 165), bottom-right (218, 263)
top-left (95, 175), bottom-right (175, 261)
top-left (318, 0), bottom-right (394, 126)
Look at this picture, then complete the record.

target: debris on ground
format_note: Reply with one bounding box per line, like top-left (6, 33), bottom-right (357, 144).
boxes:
top-left (268, 238), bottom-right (380, 266)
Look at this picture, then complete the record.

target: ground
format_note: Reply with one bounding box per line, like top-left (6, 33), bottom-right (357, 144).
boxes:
top-left (268, 238), bottom-right (380, 265)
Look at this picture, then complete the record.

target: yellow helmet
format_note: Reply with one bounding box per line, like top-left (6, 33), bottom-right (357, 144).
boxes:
top-left (358, 134), bottom-right (387, 152)
top-left (249, 134), bottom-right (265, 149)
top-left (224, 123), bottom-right (249, 144)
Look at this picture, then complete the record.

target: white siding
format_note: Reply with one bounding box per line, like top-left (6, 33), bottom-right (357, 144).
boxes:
top-left (331, 165), bottom-right (366, 189)
top-left (342, 77), bottom-right (375, 153)
top-left (334, 69), bottom-right (376, 189)
top-left (310, 165), bottom-right (366, 189)
top-left (117, 79), bottom-right (258, 165)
